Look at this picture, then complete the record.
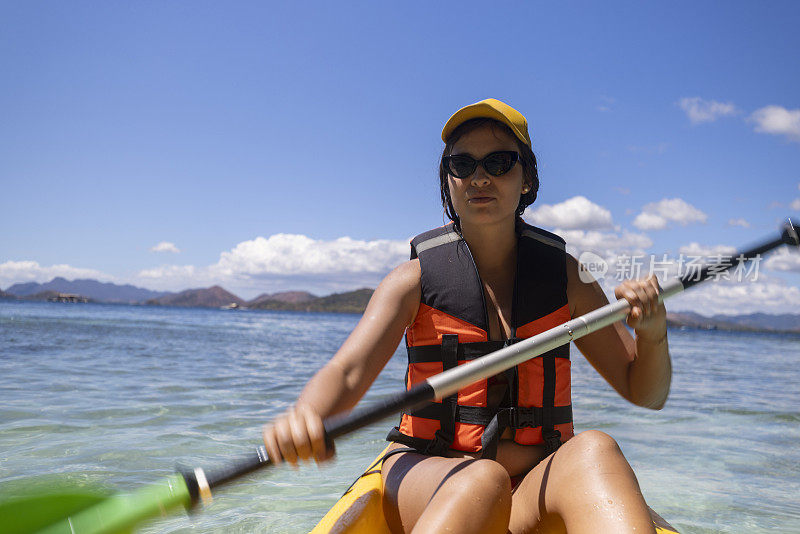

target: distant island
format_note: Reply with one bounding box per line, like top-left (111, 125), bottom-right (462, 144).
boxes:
top-left (2, 277), bottom-right (799, 332)
top-left (248, 288), bottom-right (374, 314)
top-left (145, 285), bottom-right (247, 308)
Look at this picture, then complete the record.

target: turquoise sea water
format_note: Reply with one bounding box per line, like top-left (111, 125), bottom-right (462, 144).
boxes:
top-left (1, 300), bottom-right (799, 533)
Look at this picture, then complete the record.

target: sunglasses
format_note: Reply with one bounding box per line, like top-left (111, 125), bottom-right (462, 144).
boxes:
top-left (442, 151), bottom-right (520, 178)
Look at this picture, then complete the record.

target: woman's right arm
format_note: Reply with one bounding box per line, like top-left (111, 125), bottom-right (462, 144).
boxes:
top-left (262, 259), bottom-right (421, 467)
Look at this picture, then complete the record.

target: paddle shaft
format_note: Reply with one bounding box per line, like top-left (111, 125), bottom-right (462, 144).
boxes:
top-left (186, 219), bottom-right (799, 503)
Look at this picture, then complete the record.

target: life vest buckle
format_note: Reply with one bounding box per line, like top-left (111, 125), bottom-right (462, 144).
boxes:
top-left (509, 406), bottom-right (540, 429)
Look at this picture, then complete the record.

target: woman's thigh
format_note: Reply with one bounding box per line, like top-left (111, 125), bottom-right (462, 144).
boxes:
top-left (381, 445), bottom-right (512, 534)
top-left (508, 430), bottom-right (654, 534)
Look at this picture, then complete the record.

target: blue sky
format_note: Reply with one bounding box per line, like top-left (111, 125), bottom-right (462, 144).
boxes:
top-left (2, 2), bottom-right (799, 312)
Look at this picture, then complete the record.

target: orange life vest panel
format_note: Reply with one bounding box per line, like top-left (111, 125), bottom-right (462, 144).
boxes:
top-left (386, 222), bottom-right (573, 458)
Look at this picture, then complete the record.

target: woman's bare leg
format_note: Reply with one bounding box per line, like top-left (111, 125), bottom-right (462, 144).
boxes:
top-left (508, 430), bottom-right (655, 534)
top-left (381, 447), bottom-right (512, 534)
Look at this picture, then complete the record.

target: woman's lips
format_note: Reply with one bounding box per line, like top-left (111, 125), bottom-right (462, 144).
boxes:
top-left (468, 196), bottom-right (495, 204)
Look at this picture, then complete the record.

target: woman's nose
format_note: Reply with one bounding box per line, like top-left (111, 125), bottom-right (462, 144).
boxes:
top-left (470, 167), bottom-right (491, 188)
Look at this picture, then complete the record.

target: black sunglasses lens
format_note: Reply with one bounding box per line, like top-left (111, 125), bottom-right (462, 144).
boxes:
top-left (447, 156), bottom-right (477, 178)
top-left (483, 152), bottom-right (515, 176)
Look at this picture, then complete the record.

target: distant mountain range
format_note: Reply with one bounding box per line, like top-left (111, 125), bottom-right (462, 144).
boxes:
top-left (666, 311), bottom-right (800, 333)
top-left (1, 277), bottom-right (372, 314)
top-left (5, 277), bottom-right (171, 303)
top-left (2, 278), bottom-right (799, 329)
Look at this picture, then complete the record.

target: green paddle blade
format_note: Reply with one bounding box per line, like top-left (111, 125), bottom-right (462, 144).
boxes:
top-left (0, 490), bottom-right (109, 534)
top-left (0, 474), bottom-right (190, 534)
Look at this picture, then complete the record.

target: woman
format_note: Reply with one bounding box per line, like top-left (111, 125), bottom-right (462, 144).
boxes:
top-left (262, 99), bottom-right (671, 534)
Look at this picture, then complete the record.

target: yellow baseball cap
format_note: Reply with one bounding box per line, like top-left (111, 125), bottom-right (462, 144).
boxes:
top-left (441, 98), bottom-right (532, 147)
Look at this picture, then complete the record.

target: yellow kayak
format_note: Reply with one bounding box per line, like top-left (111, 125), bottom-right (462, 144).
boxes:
top-left (310, 446), bottom-right (680, 534)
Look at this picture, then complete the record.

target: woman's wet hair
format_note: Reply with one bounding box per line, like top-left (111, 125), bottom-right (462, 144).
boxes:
top-left (439, 118), bottom-right (539, 233)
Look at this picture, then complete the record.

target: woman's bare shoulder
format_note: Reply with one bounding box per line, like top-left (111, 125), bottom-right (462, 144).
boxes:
top-left (384, 258), bottom-right (421, 291)
top-left (364, 259), bottom-right (421, 327)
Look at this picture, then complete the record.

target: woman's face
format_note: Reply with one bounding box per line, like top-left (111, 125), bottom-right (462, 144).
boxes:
top-left (447, 124), bottom-right (528, 229)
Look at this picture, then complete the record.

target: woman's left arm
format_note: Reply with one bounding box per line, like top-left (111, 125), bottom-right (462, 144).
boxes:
top-left (566, 254), bottom-right (672, 410)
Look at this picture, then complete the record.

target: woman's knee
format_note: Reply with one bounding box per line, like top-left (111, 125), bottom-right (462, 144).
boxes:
top-left (433, 459), bottom-right (512, 504)
top-left (568, 429), bottom-right (621, 454)
top-left (558, 430), bottom-right (625, 471)
top-left (461, 459), bottom-right (513, 497)
top-left (535, 431), bottom-right (636, 514)
top-left (451, 461), bottom-right (512, 524)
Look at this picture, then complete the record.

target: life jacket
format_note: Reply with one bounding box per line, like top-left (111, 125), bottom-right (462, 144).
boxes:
top-left (386, 222), bottom-right (573, 459)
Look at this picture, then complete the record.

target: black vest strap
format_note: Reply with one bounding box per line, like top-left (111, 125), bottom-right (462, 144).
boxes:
top-left (424, 334), bottom-right (459, 456)
top-left (408, 340), bottom-right (506, 363)
top-left (541, 352), bottom-right (562, 456)
top-left (480, 408), bottom-right (509, 460)
top-left (409, 403), bottom-right (498, 425)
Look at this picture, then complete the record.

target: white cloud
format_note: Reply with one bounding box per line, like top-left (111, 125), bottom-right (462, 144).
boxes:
top-left (524, 196), bottom-right (614, 230)
top-left (150, 241), bottom-right (180, 254)
top-left (764, 248), bottom-right (800, 273)
top-left (559, 229), bottom-right (652, 258)
top-left (669, 275), bottom-right (800, 315)
top-left (678, 97), bottom-right (738, 124)
top-left (0, 261), bottom-right (113, 290)
top-left (728, 218), bottom-right (750, 228)
top-left (749, 105), bottom-right (800, 142)
top-left (633, 212), bottom-right (669, 230)
top-left (213, 234), bottom-right (408, 276)
top-left (678, 242), bottom-right (738, 257)
top-left (633, 198), bottom-right (708, 230)
top-left (791, 198), bottom-right (800, 211)
top-left (132, 233), bottom-right (410, 298)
